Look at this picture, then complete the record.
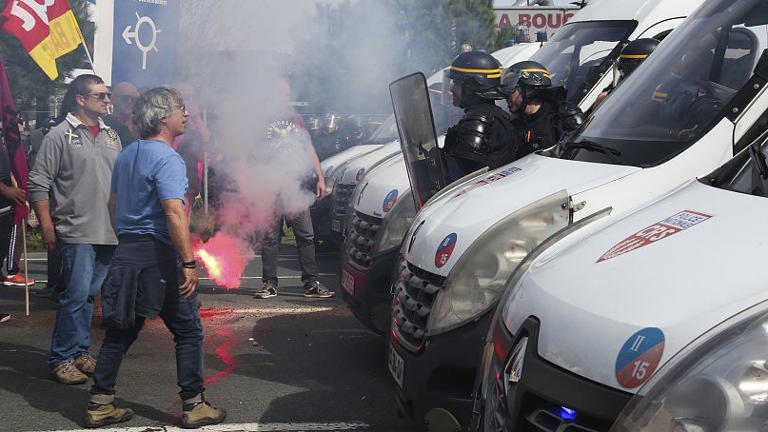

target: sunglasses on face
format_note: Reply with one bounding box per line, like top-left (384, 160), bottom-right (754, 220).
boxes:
top-left (82, 92), bottom-right (112, 101)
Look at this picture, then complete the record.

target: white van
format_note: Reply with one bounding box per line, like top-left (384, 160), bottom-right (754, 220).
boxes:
top-left (478, 121), bottom-right (768, 431)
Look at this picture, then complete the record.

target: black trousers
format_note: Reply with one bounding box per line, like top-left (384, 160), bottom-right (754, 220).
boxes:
top-left (261, 208), bottom-right (318, 285)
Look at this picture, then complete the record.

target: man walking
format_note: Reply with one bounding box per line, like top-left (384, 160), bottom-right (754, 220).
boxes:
top-left (85, 87), bottom-right (225, 429)
top-left (29, 74), bottom-right (120, 385)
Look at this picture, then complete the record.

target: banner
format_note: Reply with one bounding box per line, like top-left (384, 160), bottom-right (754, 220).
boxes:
top-left (0, 0), bottom-right (85, 80)
top-left (0, 60), bottom-right (29, 223)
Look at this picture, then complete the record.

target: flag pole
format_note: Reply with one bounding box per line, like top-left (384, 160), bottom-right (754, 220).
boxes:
top-left (22, 221), bottom-right (29, 317)
top-left (81, 41), bottom-right (95, 73)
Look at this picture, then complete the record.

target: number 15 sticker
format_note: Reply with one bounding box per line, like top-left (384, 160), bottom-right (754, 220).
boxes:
top-left (615, 327), bottom-right (665, 389)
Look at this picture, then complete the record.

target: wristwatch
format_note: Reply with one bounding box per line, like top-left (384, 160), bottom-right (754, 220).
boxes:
top-left (181, 259), bottom-right (197, 269)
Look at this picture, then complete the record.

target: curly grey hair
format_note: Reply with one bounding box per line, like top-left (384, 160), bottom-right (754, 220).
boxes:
top-left (132, 87), bottom-right (184, 139)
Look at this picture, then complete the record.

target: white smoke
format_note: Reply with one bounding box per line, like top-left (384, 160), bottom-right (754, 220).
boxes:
top-left (175, 1), bottom-right (419, 243)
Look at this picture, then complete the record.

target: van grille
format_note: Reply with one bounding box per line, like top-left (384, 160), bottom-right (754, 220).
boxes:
top-left (391, 261), bottom-right (444, 351)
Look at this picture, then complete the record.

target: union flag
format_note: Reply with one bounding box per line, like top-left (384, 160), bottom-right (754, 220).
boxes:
top-left (0, 0), bottom-right (85, 80)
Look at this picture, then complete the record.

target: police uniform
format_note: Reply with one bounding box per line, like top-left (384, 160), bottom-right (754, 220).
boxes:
top-left (441, 51), bottom-right (516, 182)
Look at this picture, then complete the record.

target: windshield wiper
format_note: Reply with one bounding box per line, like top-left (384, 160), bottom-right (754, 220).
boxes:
top-left (567, 140), bottom-right (623, 163)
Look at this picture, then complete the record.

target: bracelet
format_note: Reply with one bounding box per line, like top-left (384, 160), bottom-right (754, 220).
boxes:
top-left (181, 260), bottom-right (197, 269)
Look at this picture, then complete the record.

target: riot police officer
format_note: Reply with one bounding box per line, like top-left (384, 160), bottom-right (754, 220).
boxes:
top-left (502, 60), bottom-right (582, 154)
top-left (596, 38), bottom-right (661, 107)
top-left (442, 51), bottom-right (515, 181)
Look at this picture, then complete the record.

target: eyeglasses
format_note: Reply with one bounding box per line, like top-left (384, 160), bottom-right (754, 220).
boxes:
top-left (83, 92), bottom-right (112, 101)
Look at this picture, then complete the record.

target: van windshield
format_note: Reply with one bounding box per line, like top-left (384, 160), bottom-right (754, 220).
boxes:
top-left (565, 0), bottom-right (768, 168)
top-left (529, 20), bottom-right (637, 102)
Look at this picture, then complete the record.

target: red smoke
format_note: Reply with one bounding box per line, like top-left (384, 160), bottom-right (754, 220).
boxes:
top-left (194, 233), bottom-right (254, 289)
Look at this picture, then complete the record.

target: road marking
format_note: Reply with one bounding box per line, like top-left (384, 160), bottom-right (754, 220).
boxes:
top-left (22, 275), bottom-right (338, 285)
top-left (35, 421), bottom-right (371, 431)
top-left (201, 274), bottom-right (336, 281)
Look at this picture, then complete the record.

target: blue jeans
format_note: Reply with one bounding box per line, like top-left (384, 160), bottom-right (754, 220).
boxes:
top-left (91, 235), bottom-right (204, 400)
top-left (48, 243), bottom-right (115, 367)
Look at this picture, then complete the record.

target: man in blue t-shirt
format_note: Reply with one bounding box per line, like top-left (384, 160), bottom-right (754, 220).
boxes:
top-left (84, 87), bottom-right (225, 429)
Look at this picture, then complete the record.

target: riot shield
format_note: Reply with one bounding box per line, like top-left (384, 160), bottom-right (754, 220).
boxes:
top-left (389, 72), bottom-right (447, 210)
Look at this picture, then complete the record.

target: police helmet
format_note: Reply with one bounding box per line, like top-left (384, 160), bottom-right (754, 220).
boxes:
top-left (618, 38), bottom-right (660, 77)
top-left (444, 51), bottom-right (503, 106)
top-left (500, 60), bottom-right (552, 95)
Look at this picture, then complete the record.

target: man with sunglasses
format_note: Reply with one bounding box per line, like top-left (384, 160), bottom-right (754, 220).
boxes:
top-left (29, 74), bottom-right (121, 385)
top-left (104, 81), bottom-right (139, 147)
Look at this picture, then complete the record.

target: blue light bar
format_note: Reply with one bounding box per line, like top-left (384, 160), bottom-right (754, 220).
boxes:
top-left (558, 406), bottom-right (577, 421)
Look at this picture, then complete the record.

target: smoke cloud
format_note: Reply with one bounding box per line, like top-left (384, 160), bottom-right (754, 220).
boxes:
top-left (174, 1), bottom-right (467, 284)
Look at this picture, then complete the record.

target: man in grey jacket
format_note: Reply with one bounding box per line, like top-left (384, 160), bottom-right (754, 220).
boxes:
top-left (29, 74), bottom-right (121, 385)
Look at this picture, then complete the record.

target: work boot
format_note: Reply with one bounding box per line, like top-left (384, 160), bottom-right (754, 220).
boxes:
top-left (74, 353), bottom-right (97, 376)
top-left (181, 395), bottom-right (226, 429)
top-left (85, 394), bottom-right (133, 428)
top-left (53, 360), bottom-right (88, 385)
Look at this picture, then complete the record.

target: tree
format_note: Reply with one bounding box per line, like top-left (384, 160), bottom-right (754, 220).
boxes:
top-left (0, 0), bottom-right (94, 125)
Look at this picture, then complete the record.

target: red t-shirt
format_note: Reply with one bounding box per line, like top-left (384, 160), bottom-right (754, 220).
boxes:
top-left (89, 125), bottom-right (99, 138)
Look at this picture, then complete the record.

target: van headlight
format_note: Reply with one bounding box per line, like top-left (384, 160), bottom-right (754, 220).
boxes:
top-left (427, 191), bottom-right (569, 336)
top-left (611, 304), bottom-right (768, 432)
top-left (374, 191), bottom-right (416, 254)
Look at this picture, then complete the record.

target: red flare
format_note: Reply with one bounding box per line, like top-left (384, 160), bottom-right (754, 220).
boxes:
top-left (194, 233), bottom-right (254, 289)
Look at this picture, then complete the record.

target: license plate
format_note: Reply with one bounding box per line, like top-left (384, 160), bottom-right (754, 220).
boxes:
top-left (388, 345), bottom-right (405, 388)
top-left (332, 219), bottom-right (342, 233)
top-left (341, 269), bottom-right (355, 295)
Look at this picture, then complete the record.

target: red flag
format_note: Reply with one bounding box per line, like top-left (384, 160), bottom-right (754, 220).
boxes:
top-left (0, 59), bottom-right (29, 223)
top-left (0, 0), bottom-right (85, 80)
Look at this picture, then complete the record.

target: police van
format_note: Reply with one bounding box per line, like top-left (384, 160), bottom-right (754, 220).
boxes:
top-left (477, 83), bottom-right (768, 432)
top-left (388, 0), bottom-right (768, 428)
top-left (313, 144), bottom-right (386, 243)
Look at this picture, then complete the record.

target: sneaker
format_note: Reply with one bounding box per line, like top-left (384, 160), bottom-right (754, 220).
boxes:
top-left (74, 353), bottom-right (97, 376)
top-left (253, 281), bottom-right (277, 299)
top-left (3, 273), bottom-right (35, 286)
top-left (85, 403), bottom-right (133, 428)
top-left (53, 360), bottom-right (88, 385)
top-left (181, 400), bottom-right (226, 428)
top-left (303, 281), bottom-right (335, 298)
top-left (0, 313), bottom-right (10, 323)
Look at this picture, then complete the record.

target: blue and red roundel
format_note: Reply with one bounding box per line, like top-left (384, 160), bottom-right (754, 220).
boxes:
top-left (435, 233), bottom-right (458, 268)
top-left (356, 168), bottom-right (366, 182)
top-left (383, 189), bottom-right (398, 212)
top-left (615, 327), bottom-right (665, 389)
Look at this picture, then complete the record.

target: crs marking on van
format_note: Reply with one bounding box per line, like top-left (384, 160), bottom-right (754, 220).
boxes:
top-left (615, 327), bottom-right (665, 389)
top-left (597, 210), bottom-right (712, 263)
top-left (453, 167), bottom-right (521, 198)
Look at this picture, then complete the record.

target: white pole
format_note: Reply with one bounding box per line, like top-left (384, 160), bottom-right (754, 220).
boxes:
top-left (22, 222), bottom-right (29, 317)
top-left (81, 41), bottom-right (96, 74)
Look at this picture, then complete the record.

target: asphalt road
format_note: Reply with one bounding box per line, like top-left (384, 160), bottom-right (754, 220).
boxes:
top-left (0, 245), bottom-right (408, 432)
